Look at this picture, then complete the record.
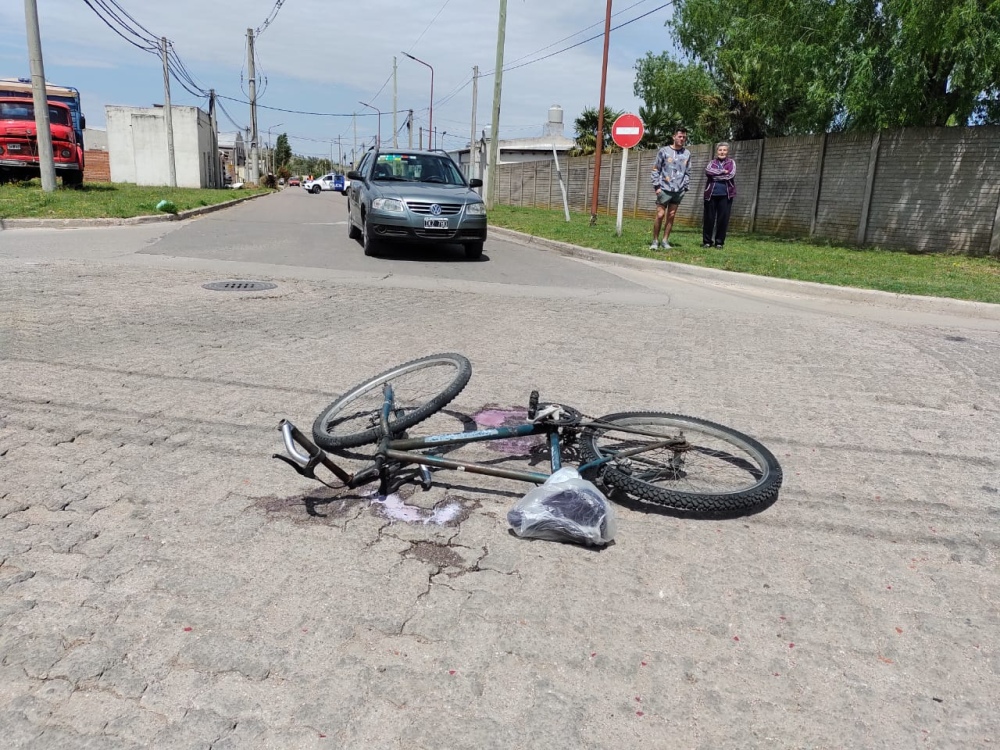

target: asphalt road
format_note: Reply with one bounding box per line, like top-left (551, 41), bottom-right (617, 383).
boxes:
top-left (1, 190), bottom-right (999, 748)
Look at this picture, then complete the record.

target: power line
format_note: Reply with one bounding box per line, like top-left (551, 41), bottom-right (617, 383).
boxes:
top-left (501, 0), bottom-right (655, 70)
top-left (483, 2), bottom-right (674, 78)
top-left (255, 0), bottom-right (287, 36)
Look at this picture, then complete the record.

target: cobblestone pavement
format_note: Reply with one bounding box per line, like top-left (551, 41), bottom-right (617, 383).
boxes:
top-left (1, 205), bottom-right (999, 748)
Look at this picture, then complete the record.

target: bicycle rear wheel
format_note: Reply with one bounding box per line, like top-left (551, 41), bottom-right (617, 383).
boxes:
top-left (580, 412), bottom-right (782, 512)
top-left (312, 353), bottom-right (472, 451)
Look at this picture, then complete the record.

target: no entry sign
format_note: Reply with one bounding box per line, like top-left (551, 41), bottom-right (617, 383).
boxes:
top-left (611, 113), bottom-right (644, 150)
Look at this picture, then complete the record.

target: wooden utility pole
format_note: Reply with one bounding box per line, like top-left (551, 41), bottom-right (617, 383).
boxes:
top-left (161, 37), bottom-right (177, 187)
top-left (487, 0), bottom-right (508, 208)
top-left (23, 0), bottom-right (56, 191)
top-left (589, 0), bottom-right (613, 224)
top-left (408, 109), bottom-right (413, 148)
top-left (209, 89), bottom-right (219, 187)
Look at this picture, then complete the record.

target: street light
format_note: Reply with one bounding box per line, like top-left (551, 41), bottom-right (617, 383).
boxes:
top-left (401, 51), bottom-right (433, 150)
top-left (359, 101), bottom-right (381, 148)
top-left (266, 122), bottom-right (283, 175)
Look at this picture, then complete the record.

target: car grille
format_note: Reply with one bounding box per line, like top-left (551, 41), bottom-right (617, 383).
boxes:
top-left (405, 201), bottom-right (463, 216)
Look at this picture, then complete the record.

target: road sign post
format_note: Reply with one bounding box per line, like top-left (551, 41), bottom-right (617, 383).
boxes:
top-left (611, 114), bottom-right (644, 236)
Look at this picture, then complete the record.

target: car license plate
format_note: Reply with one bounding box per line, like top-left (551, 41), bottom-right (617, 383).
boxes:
top-left (423, 218), bottom-right (449, 229)
top-left (8, 143), bottom-right (21, 151)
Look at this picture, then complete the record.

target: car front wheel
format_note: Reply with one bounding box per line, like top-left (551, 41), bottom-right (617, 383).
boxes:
top-left (311, 185), bottom-right (321, 194)
top-left (362, 214), bottom-right (380, 257)
top-left (464, 241), bottom-right (484, 260)
top-left (347, 203), bottom-right (361, 240)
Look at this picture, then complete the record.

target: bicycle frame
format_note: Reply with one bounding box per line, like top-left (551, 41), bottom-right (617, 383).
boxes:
top-left (275, 383), bottom-right (687, 495)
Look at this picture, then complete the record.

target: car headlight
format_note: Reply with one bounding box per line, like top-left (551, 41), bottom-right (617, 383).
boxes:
top-left (60, 149), bottom-right (72, 158)
top-left (466, 202), bottom-right (486, 216)
top-left (372, 198), bottom-right (405, 213)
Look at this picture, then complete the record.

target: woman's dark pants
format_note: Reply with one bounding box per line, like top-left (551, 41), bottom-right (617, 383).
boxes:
top-left (703, 196), bottom-right (733, 246)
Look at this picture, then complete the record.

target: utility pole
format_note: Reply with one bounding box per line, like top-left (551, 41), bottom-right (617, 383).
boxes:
top-left (419, 126), bottom-right (423, 150)
top-left (247, 28), bottom-right (259, 185)
top-left (23, 0), bottom-right (56, 191)
top-left (408, 109), bottom-right (413, 148)
top-left (336, 136), bottom-right (343, 171)
top-left (487, 0), bottom-right (508, 208)
top-left (589, 0), bottom-right (613, 225)
top-left (392, 56), bottom-right (398, 147)
top-left (469, 65), bottom-right (479, 180)
top-left (209, 89), bottom-right (219, 187)
top-left (161, 37), bottom-right (177, 187)
top-left (352, 112), bottom-right (357, 166)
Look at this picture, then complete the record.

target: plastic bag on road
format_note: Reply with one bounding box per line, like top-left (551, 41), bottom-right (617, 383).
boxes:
top-left (507, 467), bottom-right (616, 547)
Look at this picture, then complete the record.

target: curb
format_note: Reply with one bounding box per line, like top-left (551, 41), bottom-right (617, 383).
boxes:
top-left (488, 225), bottom-right (1000, 321)
top-left (0, 190), bottom-right (273, 231)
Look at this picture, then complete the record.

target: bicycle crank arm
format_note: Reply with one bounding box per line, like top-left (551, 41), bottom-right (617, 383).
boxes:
top-left (273, 420), bottom-right (354, 485)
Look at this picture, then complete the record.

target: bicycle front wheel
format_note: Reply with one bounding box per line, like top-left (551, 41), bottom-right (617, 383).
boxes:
top-left (580, 412), bottom-right (782, 512)
top-left (312, 353), bottom-right (472, 451)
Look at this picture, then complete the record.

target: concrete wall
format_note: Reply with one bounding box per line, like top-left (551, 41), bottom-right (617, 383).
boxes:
top-left (106, 105), bottom-right (217, 188)
top-left (494, 125), bottom-right (1000, 256)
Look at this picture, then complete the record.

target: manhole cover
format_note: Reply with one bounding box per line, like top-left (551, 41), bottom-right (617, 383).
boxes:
top-left (202, 280), bottom-right (277, 292)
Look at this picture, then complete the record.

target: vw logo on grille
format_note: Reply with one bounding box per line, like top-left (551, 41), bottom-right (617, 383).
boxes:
top-left (430, 204), bottom-right (442, 216)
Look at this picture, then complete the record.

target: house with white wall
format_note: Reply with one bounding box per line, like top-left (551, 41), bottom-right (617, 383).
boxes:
top-left (106, 104), bottom-right (220, 188)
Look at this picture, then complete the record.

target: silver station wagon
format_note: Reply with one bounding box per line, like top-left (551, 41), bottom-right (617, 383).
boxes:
top-left (346, 149), bottom-right (488, 259)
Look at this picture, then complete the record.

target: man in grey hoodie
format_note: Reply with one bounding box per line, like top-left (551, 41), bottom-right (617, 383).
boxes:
top-left (650, 127), bottom-right (691, 250)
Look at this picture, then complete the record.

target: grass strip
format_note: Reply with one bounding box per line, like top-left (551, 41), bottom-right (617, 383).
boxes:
top-left (0, 180), bottom-right (271, 220)
top-left (489, 205), bottom-right (1000, 304)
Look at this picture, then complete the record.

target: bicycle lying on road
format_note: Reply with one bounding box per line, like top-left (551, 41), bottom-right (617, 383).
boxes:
top-left (274, 353), bottom-right (783, 513)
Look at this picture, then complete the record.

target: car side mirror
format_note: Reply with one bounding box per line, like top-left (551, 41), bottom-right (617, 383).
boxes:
top-left (469, 178), bottom-right (483, 188)
top-left (347, 170), bottom-right (362, 181)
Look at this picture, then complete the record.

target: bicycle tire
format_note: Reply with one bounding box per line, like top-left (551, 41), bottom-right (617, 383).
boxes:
top-left (580, 412), bottom-right (782, 512)
top-left (312, 353), bottom-right (472, 451)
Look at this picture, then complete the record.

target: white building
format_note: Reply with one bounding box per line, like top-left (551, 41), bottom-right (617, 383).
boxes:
top-left (452, 105), bottom-right (576, 177)
top-left (106, 104), bottom-right (220, 188)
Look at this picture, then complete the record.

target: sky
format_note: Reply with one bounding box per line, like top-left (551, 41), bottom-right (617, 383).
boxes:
top-left (0, 0), bottom-right (678, 160)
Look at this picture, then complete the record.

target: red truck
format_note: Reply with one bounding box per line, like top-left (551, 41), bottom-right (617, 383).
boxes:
top-left (0, 95), bottom-right (84, 185)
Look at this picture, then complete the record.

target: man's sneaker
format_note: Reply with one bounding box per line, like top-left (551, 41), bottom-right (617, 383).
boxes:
top-left (660, 241), bottom-right (672, 249)
top-left (648, 241), bottom-right (660, 250)
top-left (702, 242), bottom-right (713, 248)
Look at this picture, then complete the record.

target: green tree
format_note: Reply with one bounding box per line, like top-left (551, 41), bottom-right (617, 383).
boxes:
top-left (834, 0), bottom-right (1000, 129)
top-left (642, 0), bottom-right (1000, 139)
top-left (633, 54), bottom-right (719, 144)
top-left (668, 0), bottom-right (839, 139)
top-left (571, 105), bottom-right (624, 155)
top-left (274, 133), bottom-right (292, 169)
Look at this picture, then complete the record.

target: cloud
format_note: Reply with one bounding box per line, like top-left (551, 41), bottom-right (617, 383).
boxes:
top-left (1, 0), bottom-right (678, 148)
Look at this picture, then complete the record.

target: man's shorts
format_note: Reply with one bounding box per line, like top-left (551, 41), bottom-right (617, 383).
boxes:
top-left (656, 189), bottom-right (684, 206)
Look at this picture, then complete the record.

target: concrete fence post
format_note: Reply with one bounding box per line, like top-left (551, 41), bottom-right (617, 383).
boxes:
top-left (749, 139), bottom-right (765, 232)
top-left (633, 150), bottom-right (643, 217)
top-left (856, 131), bottom-right (882, 245)
top-left (990, 190), bottom-right (1000, 257)
top-left (809, 132), bottom-right (828, 236)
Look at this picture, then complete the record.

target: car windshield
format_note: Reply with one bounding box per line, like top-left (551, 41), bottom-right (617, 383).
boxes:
top-left (0, 101), bottom-right (70, 126)
top-left (371, 153), bottom-right (464, 185)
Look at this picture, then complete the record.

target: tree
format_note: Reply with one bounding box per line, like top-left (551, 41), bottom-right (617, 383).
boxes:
top-left (571, 106), bottom-right (624, 155)
top-left (274, 133), bottom-right (292, 169)
top-left (634, 53), bottom-right (720, 144)
top-left (668, 0), bottom-right (839, 139)
top-left (834, 0), bottom-right (1000, 129)
top-left (640, 0), bottom-right (1000, 139)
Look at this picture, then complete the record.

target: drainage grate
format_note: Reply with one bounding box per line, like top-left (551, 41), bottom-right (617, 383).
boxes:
top-left (202, 280), bottom-right (277, 292)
